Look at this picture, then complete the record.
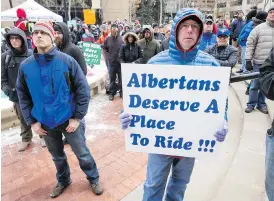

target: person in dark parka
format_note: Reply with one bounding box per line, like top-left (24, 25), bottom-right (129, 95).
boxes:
top-left (259, 48), bottom-right (274, 201)
top-left (1, 27), bottom-right (44, 152)
top-left (54, 22), bottom-right (87, 75)
top-left (119, 32), bottom-right (143, 64)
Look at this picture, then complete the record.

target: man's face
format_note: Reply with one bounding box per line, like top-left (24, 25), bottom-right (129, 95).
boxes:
top-left (204, 22), bottom-right (213, 33)
top-left (9, 35), bottom-right (23, 49)
top-left (177, 19), bottom-right (201, 50)
top-left (111, 27), bottom-right (118, 35)
top-left (32, 30), bottom-right (52, 49)
top-left (154, 26), bottom-right (159, 33)
top-left (125, 26), bottom-right (129, 31)
top-left (217, 35), bottom-right (229, 46)
top-left (218, 19), bottom-right (224, 26)
top-left (54, 31), bottom-right (63, 46)
top-left (144, 30), bottom-right (151, 39)
top-left (238, 13), bottom-right (243, 19)
top-left (267, 10), bottom-right (274, 23)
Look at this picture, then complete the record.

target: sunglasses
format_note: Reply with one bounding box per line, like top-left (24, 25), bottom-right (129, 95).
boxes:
top-left (218, 35), bottom-right (228, 39)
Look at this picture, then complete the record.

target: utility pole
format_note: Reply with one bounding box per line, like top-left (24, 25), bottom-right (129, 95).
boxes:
top-left (63, 0), bottom-right (68, 22)
top-left (160, 0), bottom-right (163, 24)
top-left (9, 0), bottom-right (13, 8)
top-left (179, 0), bottom-right (181, 10)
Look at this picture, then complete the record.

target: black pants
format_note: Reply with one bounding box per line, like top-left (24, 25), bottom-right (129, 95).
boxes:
top-left (14, 102), bottom-right (33, 142)
top-left (109, 63), bottom-right (122, 96)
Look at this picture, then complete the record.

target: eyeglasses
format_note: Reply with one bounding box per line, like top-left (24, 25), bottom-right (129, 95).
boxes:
top-left (180, 23), bottom-right (200, 31)
top-left (9, 36), bottom-right (21, 41)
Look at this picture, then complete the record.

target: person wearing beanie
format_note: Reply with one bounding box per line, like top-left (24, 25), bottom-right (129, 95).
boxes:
top-left (244, 9), bottom-right (274, 114)
top-left (229, 11), bottom-right (245, 63)
top-left (246, 8), bottom-right (257, 24)
top-left (1, 27), bottom-right (37, 152)
top-left (102, 23), bottom-right (124, 101)
top-left (120, 8), bottom-right (228, 201)
top-left (205, 28), bottom-right (238, 68)
top-left (237, 10), bottom-right (268, 74)
top-left (16, 21), bottom-right (103, 198)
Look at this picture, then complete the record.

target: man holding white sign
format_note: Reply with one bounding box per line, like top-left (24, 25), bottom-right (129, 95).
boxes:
top-left (120, 8), bottom-right (230, 201)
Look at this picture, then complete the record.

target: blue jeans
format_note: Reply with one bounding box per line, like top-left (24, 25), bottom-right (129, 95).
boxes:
top-left (43, 120), bottom-right (99, 185)
top-left (241, 46), bottom-right (246, 72)
top-left (247, 64), bottom-right (266, 108)
top-left (266, 133), bottom-right (274, 201)
top-left (143, 154), bottom-right (195, 201)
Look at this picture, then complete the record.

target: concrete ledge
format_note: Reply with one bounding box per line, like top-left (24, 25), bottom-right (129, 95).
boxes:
top-left (1, 64), bottom-right (108, 131)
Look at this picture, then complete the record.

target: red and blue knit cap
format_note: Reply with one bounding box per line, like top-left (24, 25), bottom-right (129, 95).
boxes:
top-left (32, 21), bottom-right (55, 43)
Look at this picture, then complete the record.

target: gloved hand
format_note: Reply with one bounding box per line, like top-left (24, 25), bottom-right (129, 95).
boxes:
top-left (119, 112), bottom-right (132, 130)
top-left (246, 60), bottom-right (253, 71)
top-left (214, 121), bottom-right (229, 142)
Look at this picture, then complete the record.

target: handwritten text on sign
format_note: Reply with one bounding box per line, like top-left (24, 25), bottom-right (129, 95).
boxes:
top-left (122, 64), bottom-right (231, 157)
top-left (82, 42), bottom-right (102, 65)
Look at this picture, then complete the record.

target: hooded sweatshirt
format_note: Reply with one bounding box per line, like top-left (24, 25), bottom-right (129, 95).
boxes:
top-left (137, 27), bottom-right (161, 64)
top-left (1, 28), bottom-right (32, 102)
top-left (55, 22), bottom-right (87, 75)
top-left (147, 8), bottom-right (228, 120)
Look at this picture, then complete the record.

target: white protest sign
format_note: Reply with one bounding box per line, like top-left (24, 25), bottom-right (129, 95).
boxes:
top-left (122, 64), bottom-right (231, 158)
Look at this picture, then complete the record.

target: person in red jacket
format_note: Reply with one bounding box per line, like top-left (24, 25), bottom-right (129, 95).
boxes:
top-left (15, 8), bottom-right (33, 49)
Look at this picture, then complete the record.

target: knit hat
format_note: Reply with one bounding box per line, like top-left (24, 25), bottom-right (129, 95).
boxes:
top-left (111, 23), bottom-right (118, 28)
top-left (268, 6), bottom-right (274, 13)
top-left (16, 8), bottom-right (26, 19)
top-left (32, 21), bottom-right (55, 42)
top-left (256, 11), bottom-right (268, 22)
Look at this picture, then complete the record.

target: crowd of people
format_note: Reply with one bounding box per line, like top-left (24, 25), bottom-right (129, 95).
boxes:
top-left (1, 5), bottom-right (274, 201)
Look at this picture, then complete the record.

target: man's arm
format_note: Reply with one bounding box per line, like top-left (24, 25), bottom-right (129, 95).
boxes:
top-left (245, 27), bottom-right (258, 61)
top-left (119, 44), bottom-right (126, 63)
top-left (16, 65), bottom-right (37, 125)
top-left (154, 41), bottom-right (161, 55)
top-left (72, 46), bottom-right (87, 75)
top-left (69, 58), bottom-right (91, 120)
top-left (1, 52), bottom-right (10, 96)
top-left (259, 49), bottom-right (274, 100)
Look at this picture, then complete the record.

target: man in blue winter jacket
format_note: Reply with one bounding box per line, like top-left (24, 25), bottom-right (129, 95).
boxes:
top-left (16, 22), bottom-right (103, 198)
top-left (120, 8), bottom-right (229, 201)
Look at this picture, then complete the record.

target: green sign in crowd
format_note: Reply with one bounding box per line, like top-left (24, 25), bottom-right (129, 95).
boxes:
top-left (82, 42), bottom-right (102, 65)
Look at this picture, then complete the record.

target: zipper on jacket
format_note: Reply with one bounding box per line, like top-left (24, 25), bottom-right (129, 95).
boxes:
top-left (51, 77), bottom-right (55, 94)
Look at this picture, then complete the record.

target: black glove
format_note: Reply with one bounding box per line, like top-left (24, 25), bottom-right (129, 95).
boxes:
top-left (246, 60), bottom-right (253, 71)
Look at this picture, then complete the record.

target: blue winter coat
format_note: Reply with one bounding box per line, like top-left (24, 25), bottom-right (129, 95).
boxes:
top-left (199, 32), bottom-right (217, 51)
top-left (238, 21), bottom-right (253, 47)
top-left (16, 47), bottom-right (90, 129)
top-left (148, 8), bottom-right (228, 121)
top-left (229, 19), bottom-right (246, 39)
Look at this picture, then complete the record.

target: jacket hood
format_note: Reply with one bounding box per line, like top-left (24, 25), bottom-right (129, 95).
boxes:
top-left (169, 8), bottom-right (203, 61)
top-left (252, 17), bottom-right (265, 26)
top-left (143, 27), bottom-right (154, 40)
top-left (123, 32), bottom-right (139, 43)
top-left (55, 22), bottom-right (71, 49)
top-left (5, 27), bottom-right (28, 55)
